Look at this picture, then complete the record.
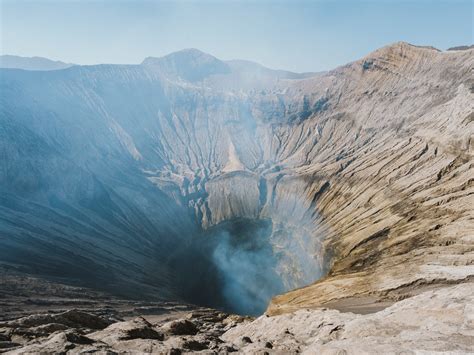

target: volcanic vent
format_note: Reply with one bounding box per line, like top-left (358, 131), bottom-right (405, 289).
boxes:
top-left (164, 165), bottom-right (326, 315)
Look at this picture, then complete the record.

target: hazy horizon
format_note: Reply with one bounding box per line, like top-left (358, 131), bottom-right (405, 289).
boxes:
top-left (2, 40), bottom-right (473, 74)
top-left (1, 0), bottom-right (472, 72)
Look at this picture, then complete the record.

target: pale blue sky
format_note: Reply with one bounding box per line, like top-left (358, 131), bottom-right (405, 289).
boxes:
top-left (0, 0), bottom-right (472, 72)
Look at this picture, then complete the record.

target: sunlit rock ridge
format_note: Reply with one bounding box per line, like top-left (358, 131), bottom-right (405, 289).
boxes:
top-left (0, 42), bottom-right (473, 319)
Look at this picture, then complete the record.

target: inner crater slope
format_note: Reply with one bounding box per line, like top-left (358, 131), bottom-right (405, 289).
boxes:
top-left (0, 43), bottom-right (473, 315)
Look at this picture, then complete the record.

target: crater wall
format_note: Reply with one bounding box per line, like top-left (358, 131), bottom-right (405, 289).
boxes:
top-left (0, 43), bottom-right (472, 314)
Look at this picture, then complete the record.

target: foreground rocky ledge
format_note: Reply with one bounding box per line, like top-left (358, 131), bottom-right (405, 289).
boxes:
top-left (1, 282), bottom-right (472, 354)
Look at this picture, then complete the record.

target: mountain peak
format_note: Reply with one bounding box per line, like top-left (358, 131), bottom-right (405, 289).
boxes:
top-left (171, 47), bottom-right (212, 56)
top-left (142, 48), bottom-right (230, 82)
top-left (353, 41), bottom-right (443, 73)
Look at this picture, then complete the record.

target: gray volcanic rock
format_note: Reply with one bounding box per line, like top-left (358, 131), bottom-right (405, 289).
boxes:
top-left (224, 282), bottom-right (474, 354)
top-left (2, 283), bottom-right (472, 354)
top-left (2, 310), bottom-right (112, 330)
top-left (161, 319), bottom-right (198, 335)
top-left (88, 316), bottom-right (164, 342)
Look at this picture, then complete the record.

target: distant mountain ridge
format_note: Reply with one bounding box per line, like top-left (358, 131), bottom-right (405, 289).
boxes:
top-left (3, 43), bottom-right (471, 73)
top-left (447, 44), bottom-right (474, 51)
top-left (0, 55), bottom-right (74, 71)
top-left (141, 48), bottom-right (317, 87)
top-left (2, 50), bottom-right (316, 80)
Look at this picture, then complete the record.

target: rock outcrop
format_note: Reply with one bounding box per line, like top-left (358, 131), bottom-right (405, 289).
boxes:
top-left (1, 282), bottom-right (472, 353)
top-left (224, 282), bottom-right (474, 354)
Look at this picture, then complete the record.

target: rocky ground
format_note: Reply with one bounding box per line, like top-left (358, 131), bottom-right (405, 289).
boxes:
top-left (0, 281), bottom-right (472, 354)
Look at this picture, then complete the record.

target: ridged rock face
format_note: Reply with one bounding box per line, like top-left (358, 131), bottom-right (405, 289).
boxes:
top-left (266, 42), bottom-right (474, 314)
top-left (0, 43), bottom-right (472, 315)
